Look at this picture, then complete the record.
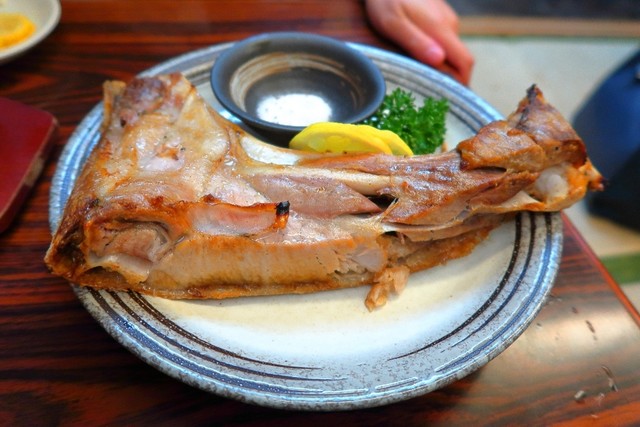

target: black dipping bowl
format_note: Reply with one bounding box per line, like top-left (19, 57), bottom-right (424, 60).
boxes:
top-left (210, 32), bottom-right (386, 144)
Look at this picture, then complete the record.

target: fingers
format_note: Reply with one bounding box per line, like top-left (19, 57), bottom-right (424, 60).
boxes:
top-left (401, 0), bottom-right (474, 84)
top-left (392, 18), bottom-right (448, 66)
top-left (427, 27), bottom-right (474, 85)
top-left (365, 1), bottom-right (446, 67)
top-left (365, 0), bottom-right (474, 85)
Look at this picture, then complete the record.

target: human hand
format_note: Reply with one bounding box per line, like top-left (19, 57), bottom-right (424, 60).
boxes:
top-left (365, 0), bottom-right (474, 85)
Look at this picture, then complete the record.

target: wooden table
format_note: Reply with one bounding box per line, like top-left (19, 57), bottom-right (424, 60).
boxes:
top-left (2, 1), bottom-right (640, 425)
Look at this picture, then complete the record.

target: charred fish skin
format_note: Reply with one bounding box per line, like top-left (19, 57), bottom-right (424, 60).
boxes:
top-left (45, 74), bottom-right (602, 310)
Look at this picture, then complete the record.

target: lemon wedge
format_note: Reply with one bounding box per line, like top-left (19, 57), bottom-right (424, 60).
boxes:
top-left (0, 13), bottom-right (35, 49)
top-left (290, 122), bottom-right (413, 156)
top-left (357, 125), bottom-right (414, 156)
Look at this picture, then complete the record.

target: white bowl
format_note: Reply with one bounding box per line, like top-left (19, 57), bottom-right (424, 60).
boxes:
top-left (0, 0), bottom-right (61, 64)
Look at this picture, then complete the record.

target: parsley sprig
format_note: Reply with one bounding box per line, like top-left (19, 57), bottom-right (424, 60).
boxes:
top-left (362, 88), bottom-right (448, 155)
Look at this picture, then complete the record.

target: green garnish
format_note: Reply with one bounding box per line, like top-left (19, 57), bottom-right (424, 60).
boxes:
top-left (361, 88), bottom-right (448, 155)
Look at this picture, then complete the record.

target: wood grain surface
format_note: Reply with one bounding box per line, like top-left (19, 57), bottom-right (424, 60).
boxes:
top-left (1, 1), bottom-right (640, 425)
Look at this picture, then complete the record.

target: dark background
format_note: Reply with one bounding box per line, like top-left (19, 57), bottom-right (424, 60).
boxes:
top-left (449, 0), bottom-right (640, 19)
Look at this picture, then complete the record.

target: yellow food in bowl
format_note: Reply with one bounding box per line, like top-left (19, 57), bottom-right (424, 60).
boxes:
top-left (0, 13), bottom-right (35, 49)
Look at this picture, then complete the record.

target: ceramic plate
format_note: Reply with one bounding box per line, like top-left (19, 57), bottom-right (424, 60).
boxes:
top-left (49, 42), bottom-right (562, 411)
top-left (0, 0), bottom-right (60, 64)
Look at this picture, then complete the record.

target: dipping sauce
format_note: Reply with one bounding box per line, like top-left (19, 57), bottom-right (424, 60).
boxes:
top-left (256, 93), bottom-right (332, 127)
